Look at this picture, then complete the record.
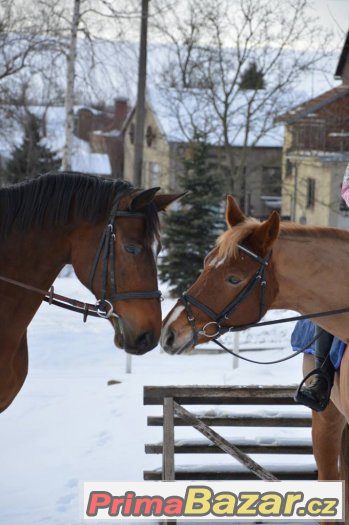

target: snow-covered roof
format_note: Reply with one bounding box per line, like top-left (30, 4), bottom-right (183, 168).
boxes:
top-left (276, 86), bottom-right (349, 124)
top-left (146, 87), bottom-right (286, 148)
top-left (71, 151), bottom-right (111, 175)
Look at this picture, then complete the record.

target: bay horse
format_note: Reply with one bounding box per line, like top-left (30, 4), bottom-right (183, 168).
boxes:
top-left (161, 195), bottom-right (349, 518)
top-left (0, 172), bottom-right (180, 413)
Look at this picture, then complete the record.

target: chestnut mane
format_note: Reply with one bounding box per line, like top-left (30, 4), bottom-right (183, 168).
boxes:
top-left (217, 219), bottom-right (349, 260)
top-left (217, 218), bottom-right (259, 259)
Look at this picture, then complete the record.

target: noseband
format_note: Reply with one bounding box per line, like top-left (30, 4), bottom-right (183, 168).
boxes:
top-left (181, 245), bottom-right (271, 344)
top-left (88, 199), bottom-right (162, 320)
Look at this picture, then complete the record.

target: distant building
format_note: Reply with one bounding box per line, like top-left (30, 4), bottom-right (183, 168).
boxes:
top-left (123, 91), bottom-right (283, 219)
top-left (0, 98), bottom-right (130, 181)
top-left (75, 97), bottom-right (129, 178)
top-left (277, 30), bottom-right (349, 228)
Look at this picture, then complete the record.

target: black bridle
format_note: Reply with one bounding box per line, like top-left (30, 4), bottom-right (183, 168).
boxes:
top-left (87, 198), bottom-right (162, 320)
top-left (181, 244), bottom-right (271, 345)
top-left (0, 198), bottom-right (161, 322)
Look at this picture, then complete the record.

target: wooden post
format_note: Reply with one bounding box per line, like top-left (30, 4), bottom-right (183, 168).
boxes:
top-left (173, 402), bottom-right (278, 481)
top-left (162, 397), bottom-right (175, 480)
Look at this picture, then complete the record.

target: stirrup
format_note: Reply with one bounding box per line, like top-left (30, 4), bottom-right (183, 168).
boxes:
top-left (294, 367), bottom-right (332, 412)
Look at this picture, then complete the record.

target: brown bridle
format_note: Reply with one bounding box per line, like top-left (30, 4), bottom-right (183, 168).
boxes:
top-left (0, 198), bottom-right (162, 323)
top-left (181, 244), bottom-right (271, 344)
top-left (180, 244), bottom-right (349, 365)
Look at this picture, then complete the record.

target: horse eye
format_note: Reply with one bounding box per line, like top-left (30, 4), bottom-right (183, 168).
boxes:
top-left (227, 275), bottom-right (241, 285)
top-left (125, 244), bottom-right (142, 255)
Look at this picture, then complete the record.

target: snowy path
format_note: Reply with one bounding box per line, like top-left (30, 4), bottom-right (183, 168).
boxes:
top-left (0, 276), bottom-right (309, 525)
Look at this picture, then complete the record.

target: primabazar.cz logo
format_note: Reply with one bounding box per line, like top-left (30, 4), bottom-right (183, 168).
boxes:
top-left (82, 481), bottom-right (344, 521)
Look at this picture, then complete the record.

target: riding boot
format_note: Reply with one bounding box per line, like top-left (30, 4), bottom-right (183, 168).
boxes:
top-left (294, 326), bottom-right (335, 412)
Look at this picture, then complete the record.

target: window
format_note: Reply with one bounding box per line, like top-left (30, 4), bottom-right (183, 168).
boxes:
top-left (129, 123), bottom-right (135, 144)
top-left (285, 159), bottom-right (293, 178)
top-left (262, 166), bottom-right (281, 196)
top-left (306, 178), bottom-right (316, 209)
top-left (146, 125), bottom-right (156, 147)
top-left (149, 162), bottom-right (161, 186)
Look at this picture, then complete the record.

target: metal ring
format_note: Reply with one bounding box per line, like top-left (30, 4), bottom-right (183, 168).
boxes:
top-left (96, 299), bottom-right (114, 319)
top-left (199, 321), bottom-right (221, 338)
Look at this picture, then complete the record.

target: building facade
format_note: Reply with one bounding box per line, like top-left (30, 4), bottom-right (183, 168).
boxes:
top-left (278, 31), bottom-right (349, 228)
top-left (123, 103), bottom-right (171, 190)
top-left (123, 100), bottom-right (282, 219)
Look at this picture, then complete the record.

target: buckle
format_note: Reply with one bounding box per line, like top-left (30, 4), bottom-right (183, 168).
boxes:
top-left (96, 299), bottom-right (115, 319)
top-left (199, 321), bottom-right (221, 338)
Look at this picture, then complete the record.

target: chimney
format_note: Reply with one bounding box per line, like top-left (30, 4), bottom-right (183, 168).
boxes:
top-left (114, 97), bottom-right (128, 129)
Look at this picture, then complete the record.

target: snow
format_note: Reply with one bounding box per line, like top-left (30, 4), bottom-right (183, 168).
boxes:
top-left (0, 274), bottom-right (312, 525)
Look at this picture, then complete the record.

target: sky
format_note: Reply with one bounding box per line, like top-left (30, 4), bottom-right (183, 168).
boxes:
top-left (315, 0), bottom-right (349, 38)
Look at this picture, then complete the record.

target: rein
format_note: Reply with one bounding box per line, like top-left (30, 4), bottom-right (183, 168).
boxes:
top-left (0, 274), bottom-right (103, 320)
top-left (0, 199), bottom-right (162, 323)
top-left (181, 244), bottom-right (349, 365)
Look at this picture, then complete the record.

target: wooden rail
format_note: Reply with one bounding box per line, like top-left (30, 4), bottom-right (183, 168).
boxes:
top-left (144, 385), bottom-right (316, 482)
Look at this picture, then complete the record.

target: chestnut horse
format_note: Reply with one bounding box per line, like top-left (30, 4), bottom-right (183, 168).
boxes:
top-left (162, 195), bottom-right (349, 518)
top-left (0, 172), bottom-right (179, 413)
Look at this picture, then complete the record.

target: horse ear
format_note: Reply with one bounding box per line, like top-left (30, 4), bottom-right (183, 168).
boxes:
top-left (249, 211), bottom-right (280, 254)
top-left (153, 192), bottom-right (187, 211)
top-left (130, 187), bottom-right (161, 211)
top-left (226, 195), bottom-right (246, 228)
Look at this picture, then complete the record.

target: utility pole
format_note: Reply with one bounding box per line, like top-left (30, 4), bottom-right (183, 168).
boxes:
top-left (133, 0), bottom-right (149, 187)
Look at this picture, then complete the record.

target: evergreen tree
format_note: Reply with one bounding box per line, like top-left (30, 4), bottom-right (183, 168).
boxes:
top-left (159, 132), bottom-right (225, 296)
top-left (5, 112), bottom-right (60, 184)
top-left (239, 61), bottom-right (265, 90)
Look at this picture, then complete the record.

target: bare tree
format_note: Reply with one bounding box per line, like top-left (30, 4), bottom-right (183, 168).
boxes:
top-left (154, 0), bottom-right (334, 199)
top-left (61, 0), bottom-right (80, 171)
top-left (36, 0), bottom-right (148, 171)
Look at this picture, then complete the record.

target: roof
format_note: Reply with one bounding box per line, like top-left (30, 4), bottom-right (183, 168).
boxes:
top-left (276, 86), bottom-right (349, 124)
top-left (335, 30), bottom-right (349, 79)
top-left (142, 87), bottom-right (286, 148)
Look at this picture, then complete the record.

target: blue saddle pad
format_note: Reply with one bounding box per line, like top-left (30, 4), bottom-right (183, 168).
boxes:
top-left (291, 320), bottom-right (346, 370)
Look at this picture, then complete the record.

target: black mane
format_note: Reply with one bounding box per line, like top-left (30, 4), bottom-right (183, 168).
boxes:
top-left (0, 172), bottom-right (160, 244)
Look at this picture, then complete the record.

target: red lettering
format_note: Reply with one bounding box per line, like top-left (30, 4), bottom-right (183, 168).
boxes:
top-left (133, 496), bottom-right (164, 516)
top-left (122, 491), bottom-right (135, 516)
top-left (109, 497), bottom-right (125, 516)
top-left (86, 491), bottom-right (112, 517)
top-left (164, 496), bottom-right (184, 516)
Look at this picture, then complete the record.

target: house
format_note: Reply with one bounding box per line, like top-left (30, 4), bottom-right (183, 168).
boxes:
top-left (277, 31), bottom-right (349, 228)
top-left (123, 89), bottom-right (283, 219)
top-left (75, 97), bottom-right (129, 178)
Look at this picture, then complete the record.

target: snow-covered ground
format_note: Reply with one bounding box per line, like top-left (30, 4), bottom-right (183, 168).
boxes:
top-left (1, 275), bottom-right (311, 525)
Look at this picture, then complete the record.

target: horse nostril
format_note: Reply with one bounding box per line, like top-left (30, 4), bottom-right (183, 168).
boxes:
top-left (165, 328), bottom-right (175, 349)
top-left (135, 331), bottom-right (156, 353)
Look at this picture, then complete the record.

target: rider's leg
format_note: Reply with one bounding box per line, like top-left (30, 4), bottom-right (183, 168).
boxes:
top-left (295, 325), bottom-right (335, 412)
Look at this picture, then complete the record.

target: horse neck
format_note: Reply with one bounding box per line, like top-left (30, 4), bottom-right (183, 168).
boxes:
top-left (0, 226), bottom-right (71, 292)
top-left (271, 227), bottom-right (349, 341)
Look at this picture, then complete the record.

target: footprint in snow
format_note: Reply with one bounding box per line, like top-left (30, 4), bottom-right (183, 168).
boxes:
top-left (65, 478), bottom-right (78, 489)
top-left (56, 492), bottom-right (75, 513)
